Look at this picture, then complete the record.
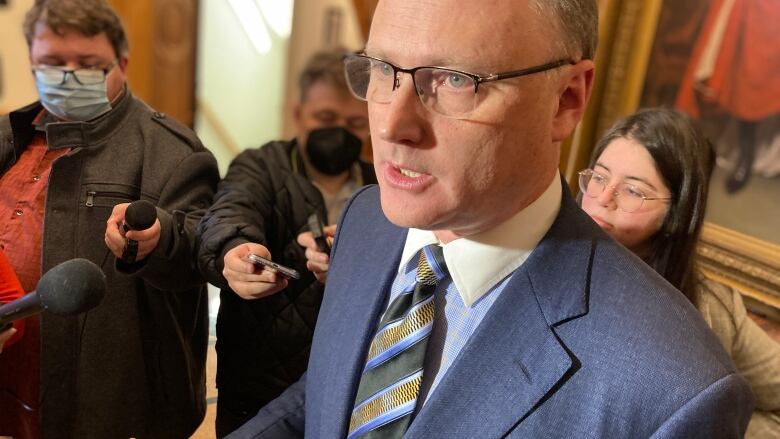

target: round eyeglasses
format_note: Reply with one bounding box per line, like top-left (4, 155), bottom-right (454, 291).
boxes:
top-left (343, 54), bottom-right (574, 119)
top-left (578, 169), bottom-right (671, 213)
top-left (32, 62), bottom-right (117, 86)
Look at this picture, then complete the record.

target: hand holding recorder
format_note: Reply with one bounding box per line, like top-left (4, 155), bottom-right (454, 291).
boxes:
top-left (297, 213), bottom-right (336, 284)
top-left (222, 243), bottom-right (295, 300)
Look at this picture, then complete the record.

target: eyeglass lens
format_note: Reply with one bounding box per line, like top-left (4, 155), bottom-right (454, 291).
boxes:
top-left (580, 171), bottom-right (645, 213)
top-left (34, 67), bottom-right (108, 86)
top-left (345, 56), bottom-right (477, 117)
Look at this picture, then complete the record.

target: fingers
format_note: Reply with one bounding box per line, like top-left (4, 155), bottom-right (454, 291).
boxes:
top-left (223, 243), bottom-right (287, 299)
top-left (296, 231), bottom-right (315, 249)
top-left (323, 224), bottom-right (337, 248)
top-left (105, 203), bottom-right (161, 262)
top-left (297, 224), bottom-right (336, 284)
top-left (303, 244), bottom-right (330, 284)
top-left (0, 327), bottom-right (17, 354)
top-left (104, 203), bottom-right (129, 258)
top-left (306, 260), bottom-right (328, 284)
top-left (125, 219), bottom-right (161, 261)
top-left (227, 277), bottom-right (289, 300)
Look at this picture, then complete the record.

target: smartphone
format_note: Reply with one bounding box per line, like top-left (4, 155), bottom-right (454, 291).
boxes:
top-left (307, 213), bottom-right (331, 253)
top-left (245, 253), bottom-right (301, 280)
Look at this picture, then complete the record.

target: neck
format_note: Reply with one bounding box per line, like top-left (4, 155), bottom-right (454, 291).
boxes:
top-left (305, 160), bottom-right (351, 194)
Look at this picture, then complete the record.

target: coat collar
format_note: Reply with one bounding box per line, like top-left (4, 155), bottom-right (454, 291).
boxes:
top-left (9, 88), bottom-right (135, 151)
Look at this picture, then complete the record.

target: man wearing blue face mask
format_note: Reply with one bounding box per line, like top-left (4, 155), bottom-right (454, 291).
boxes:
top-left (197, 49), bottom-right (376, 437)
top-left (0, 0), bottom-right (219, 437)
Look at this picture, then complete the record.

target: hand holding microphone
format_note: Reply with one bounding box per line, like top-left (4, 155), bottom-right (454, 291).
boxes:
top-left (0, 258), bottom-right (107, 330)
top-left (104, 200), bottom-right (161, 263)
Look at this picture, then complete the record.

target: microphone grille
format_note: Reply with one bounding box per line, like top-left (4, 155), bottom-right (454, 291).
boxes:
top-left (125, 200), bottom-right (157, 230)
top-left (37, 259), bottom-right (107, 316)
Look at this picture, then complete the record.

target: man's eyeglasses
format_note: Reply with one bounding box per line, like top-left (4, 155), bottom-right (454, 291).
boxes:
top-left (32, 62), bottom-right (117, 86)
top-left (578, 169), bottom-right (671, 213)
top-left (343, 54), bottom-right (575, 119)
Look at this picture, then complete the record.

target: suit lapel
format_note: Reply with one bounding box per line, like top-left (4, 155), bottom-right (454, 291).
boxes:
top-left (405, 268), bottom-right (574, 438)
top-left (309, 187), bottom-right (408, 437)
top-left (406, 189), bottom-right (595, 438)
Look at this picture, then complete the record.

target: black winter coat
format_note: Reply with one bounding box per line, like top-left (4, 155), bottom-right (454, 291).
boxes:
top-left (197, 140), bottom-right (376, 412)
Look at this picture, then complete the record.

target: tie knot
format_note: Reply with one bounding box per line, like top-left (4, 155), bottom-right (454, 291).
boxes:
top-left (417, 244), bottom-right (448, 286)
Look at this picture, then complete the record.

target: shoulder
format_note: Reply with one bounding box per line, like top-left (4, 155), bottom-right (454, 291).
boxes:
top-left (567, 238), bottom-right (738, 384)
top-left (341, 185), bottom-right (381, 219)
top-left (235, 140), bottom-right (292, 163)
top-left (696, 277), bottom-right (745, 345)
top-left (332, 185), bottom-right (386, 244)
top-left (226, 141), bottom-right (294, 177)
top-left (698, 277), bottom-right (742, 317)
top-left (126, 96), bottom-right (207, 153)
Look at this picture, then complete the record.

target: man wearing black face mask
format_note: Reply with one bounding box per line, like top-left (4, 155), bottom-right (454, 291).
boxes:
top-left (197, 49), bottom-right (376, 437)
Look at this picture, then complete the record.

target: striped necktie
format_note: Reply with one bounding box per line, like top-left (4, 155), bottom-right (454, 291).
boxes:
top-left (348, 244), bottom-right (448, 438)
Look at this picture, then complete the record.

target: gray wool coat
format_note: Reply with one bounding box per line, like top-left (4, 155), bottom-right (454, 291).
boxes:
top-left (0, 90), bottom-right (219, 438)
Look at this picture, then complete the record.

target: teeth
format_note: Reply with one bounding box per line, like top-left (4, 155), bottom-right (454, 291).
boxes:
top-left (399, 168), bottom-right (422, 178)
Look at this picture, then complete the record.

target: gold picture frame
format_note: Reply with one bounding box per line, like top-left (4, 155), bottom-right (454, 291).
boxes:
top-left (563, 0), bottom-right (780, 319)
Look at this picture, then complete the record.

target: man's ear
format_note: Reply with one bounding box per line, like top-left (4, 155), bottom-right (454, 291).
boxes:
top-left (293, 103), bottom-right (303, 131)
top-left (551, 59), bottom-right (595, 142)
top-left (118, 55), bottom-right (129, 73)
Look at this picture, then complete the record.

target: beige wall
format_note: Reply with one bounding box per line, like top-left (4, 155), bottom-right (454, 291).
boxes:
top-left (0, 0), bottom-right (36, 114)
top-left (194, 0), bottom-right (365, 175)
top-left (282, 0), bottom-right (365, 138)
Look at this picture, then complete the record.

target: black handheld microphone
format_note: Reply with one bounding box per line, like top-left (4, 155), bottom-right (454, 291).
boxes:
top-left (122, 200), bottom-right (157, 264)
top-left (0, 259), bottom-right (107, 328)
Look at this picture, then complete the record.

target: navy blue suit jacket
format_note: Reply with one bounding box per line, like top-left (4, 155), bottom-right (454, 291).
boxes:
top-left (230, 184), bottom-right (753, 438)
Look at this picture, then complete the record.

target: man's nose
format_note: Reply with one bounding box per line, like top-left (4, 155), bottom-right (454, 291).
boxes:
top-left (375, 73), bottom-right (426, 145)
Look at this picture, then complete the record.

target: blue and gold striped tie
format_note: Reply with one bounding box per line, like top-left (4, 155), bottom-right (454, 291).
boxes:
top-left (348, 244), bottom-right (448, 438)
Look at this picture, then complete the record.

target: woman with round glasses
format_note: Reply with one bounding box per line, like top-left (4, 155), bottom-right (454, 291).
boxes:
top-left (579, 107), bottom-right (780, 437)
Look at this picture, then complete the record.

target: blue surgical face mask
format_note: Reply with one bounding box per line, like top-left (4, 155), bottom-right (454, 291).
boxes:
top-left (35, 73), bottom-right (112, 122)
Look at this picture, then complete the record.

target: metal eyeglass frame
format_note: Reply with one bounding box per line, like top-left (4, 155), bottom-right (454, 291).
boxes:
top-left (32, 61), bottom-right (118, 86)
top-left (578, 169), bottom-right (672, 213)
top-left (348, 53), bottom-right (575, 94)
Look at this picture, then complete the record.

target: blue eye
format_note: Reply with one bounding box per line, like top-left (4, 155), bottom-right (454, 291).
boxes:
top-left (446, 73), bottom-right (468, 88)
top-left (375, 61), bottom-right (394, 77)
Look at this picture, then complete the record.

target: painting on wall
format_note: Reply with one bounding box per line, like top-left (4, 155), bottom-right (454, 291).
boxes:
top-left (568, 0), bottom-right (780, 316)
top-left (641, 0), bottom-right (780, 246)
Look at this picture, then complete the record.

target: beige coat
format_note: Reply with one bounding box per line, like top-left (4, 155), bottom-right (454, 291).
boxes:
top-left (698, 278), bottom-right (780, 438)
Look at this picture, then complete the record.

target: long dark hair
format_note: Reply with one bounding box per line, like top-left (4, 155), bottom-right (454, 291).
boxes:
top-left (588, 108), bottom-right (714, 304)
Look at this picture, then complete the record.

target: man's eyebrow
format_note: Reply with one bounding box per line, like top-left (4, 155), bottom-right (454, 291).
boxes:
top-left (362, 49), bottom-right (465, 70)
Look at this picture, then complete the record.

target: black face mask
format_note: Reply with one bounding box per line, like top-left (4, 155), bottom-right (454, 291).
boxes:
top-left (305, 126), bottom-right (362, 175)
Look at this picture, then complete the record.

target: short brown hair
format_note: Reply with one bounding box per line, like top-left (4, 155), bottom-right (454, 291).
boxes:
top-left (23, 0), bottom-right (129, 58)
top-left (532, 0), bottom-right (598, 60)
top-left (298, 49), bottom-right (351, 102)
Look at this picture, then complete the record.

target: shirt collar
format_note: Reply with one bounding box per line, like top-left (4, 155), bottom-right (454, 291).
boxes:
top-left (399, 174), bottom-right (562, 307)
